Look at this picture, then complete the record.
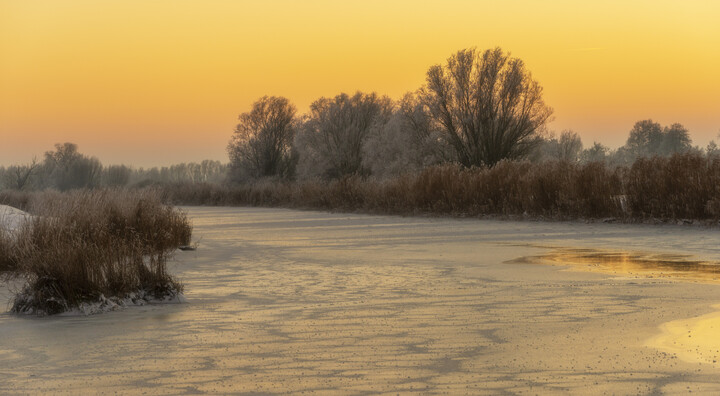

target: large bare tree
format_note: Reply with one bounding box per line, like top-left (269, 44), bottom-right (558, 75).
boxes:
top-left (228, 96), bottom-right (297, 181)
top-left (422, 47), bottom-right (553, 167)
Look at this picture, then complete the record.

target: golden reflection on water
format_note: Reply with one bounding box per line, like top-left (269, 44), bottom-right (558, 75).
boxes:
top-left (515, 247), bottom-right (720, 367)
top-left (524, 248), bottom-right (720, 283)
top-left (647, 306), bottom-right (720, 367)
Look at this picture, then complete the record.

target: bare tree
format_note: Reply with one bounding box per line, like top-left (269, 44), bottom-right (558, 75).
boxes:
top-left (556, 130), bottom-right (583, 162)
top-left (103, 164), bottom-right (131, 187)
top-left (530, 130), bottom-right (582, 163)
top-left (126, 161), bottom-right (227, 186)
top-left (295, 92), bottom-right (393, 179)
top-left (227, 96), bottom-right (297, 181)
top-left (661, 123), bottom-right (692, 155)
top-left (362, 92), bottom-right (453, 178)
top-left (625, 120), bottom-right (664, 157)
top-left (198, 160), bottom-right (227, 183)
top-left (43, 143), bottom-right (102, 190)
top-left (707, 140), bottom-right (719, 158)
top-left (2, 158), bottom-right (39, 190)
top-left (580, 142), bottom-right (610, 163)
top-left (422, 47), bottom-right (553, 167)
top-left (623, 120), bottom-right (692, 158)
top-left (45, 142), bottom-right (80, 169)
top-left (706, 132), bottom-right (720, 159)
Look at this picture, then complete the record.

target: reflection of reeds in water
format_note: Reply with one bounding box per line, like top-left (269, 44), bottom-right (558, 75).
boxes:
top-left (540, 248), bottom-right (720, 282)
top-left (0, 189), bottom-right (192, 315)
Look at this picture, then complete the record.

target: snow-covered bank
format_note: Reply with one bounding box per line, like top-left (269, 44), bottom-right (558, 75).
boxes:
top-left (63, 291), bottom-right (186, 316)
top-left (0, 204), bottom-right (32, 233)
top-left (12, 287), bottom-right (187, 316)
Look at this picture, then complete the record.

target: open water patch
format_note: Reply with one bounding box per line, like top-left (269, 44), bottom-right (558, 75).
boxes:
top-left (508, 247), bottom-right (720, 283)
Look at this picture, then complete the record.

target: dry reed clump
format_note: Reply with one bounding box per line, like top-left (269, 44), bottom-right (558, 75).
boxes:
top-left (0, 229), bottom-right (18, 273)
top-left (159, 152), bottom-right (720, 222)
top-left (625, 153), bottom-right (720, 220)
top-left (570, 161), bottom-right (624, 218)
top-left (7, 189), bottom-right (192, 315)
top-left (0, 190), bottom-right (32, 212)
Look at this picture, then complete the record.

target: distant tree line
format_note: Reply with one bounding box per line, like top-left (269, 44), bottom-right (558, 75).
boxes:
top-left (531, 119), bottom-right (703, 166)
top-left (227, 47), bottom-right (715, 183)
top-left (0, 143), bottom-right (227, 191)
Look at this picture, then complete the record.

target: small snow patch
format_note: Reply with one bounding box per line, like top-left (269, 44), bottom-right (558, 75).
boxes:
top-left (0, 205), bottom-right (32, 233)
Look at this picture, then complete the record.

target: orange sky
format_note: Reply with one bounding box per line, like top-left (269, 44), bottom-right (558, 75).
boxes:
top-left (1, 0), bottom-right (719, 167)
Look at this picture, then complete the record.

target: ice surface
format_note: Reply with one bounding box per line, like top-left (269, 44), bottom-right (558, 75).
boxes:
top-left (1, 207), bottom-right (720, 393)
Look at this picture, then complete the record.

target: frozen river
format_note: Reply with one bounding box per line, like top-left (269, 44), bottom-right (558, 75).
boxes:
top-left (2, 207), bottom-right (720, 394)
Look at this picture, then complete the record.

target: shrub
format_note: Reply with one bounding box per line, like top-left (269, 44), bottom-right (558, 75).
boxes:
top-left (5, 189), bottom-right (191, 315)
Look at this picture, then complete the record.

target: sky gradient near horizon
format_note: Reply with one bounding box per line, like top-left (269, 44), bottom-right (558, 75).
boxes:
top-left (1, 0), bottom-right (719, 167)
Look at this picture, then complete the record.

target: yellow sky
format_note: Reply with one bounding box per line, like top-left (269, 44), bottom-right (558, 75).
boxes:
top-left (1, 0), bottom-right (719, 166)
